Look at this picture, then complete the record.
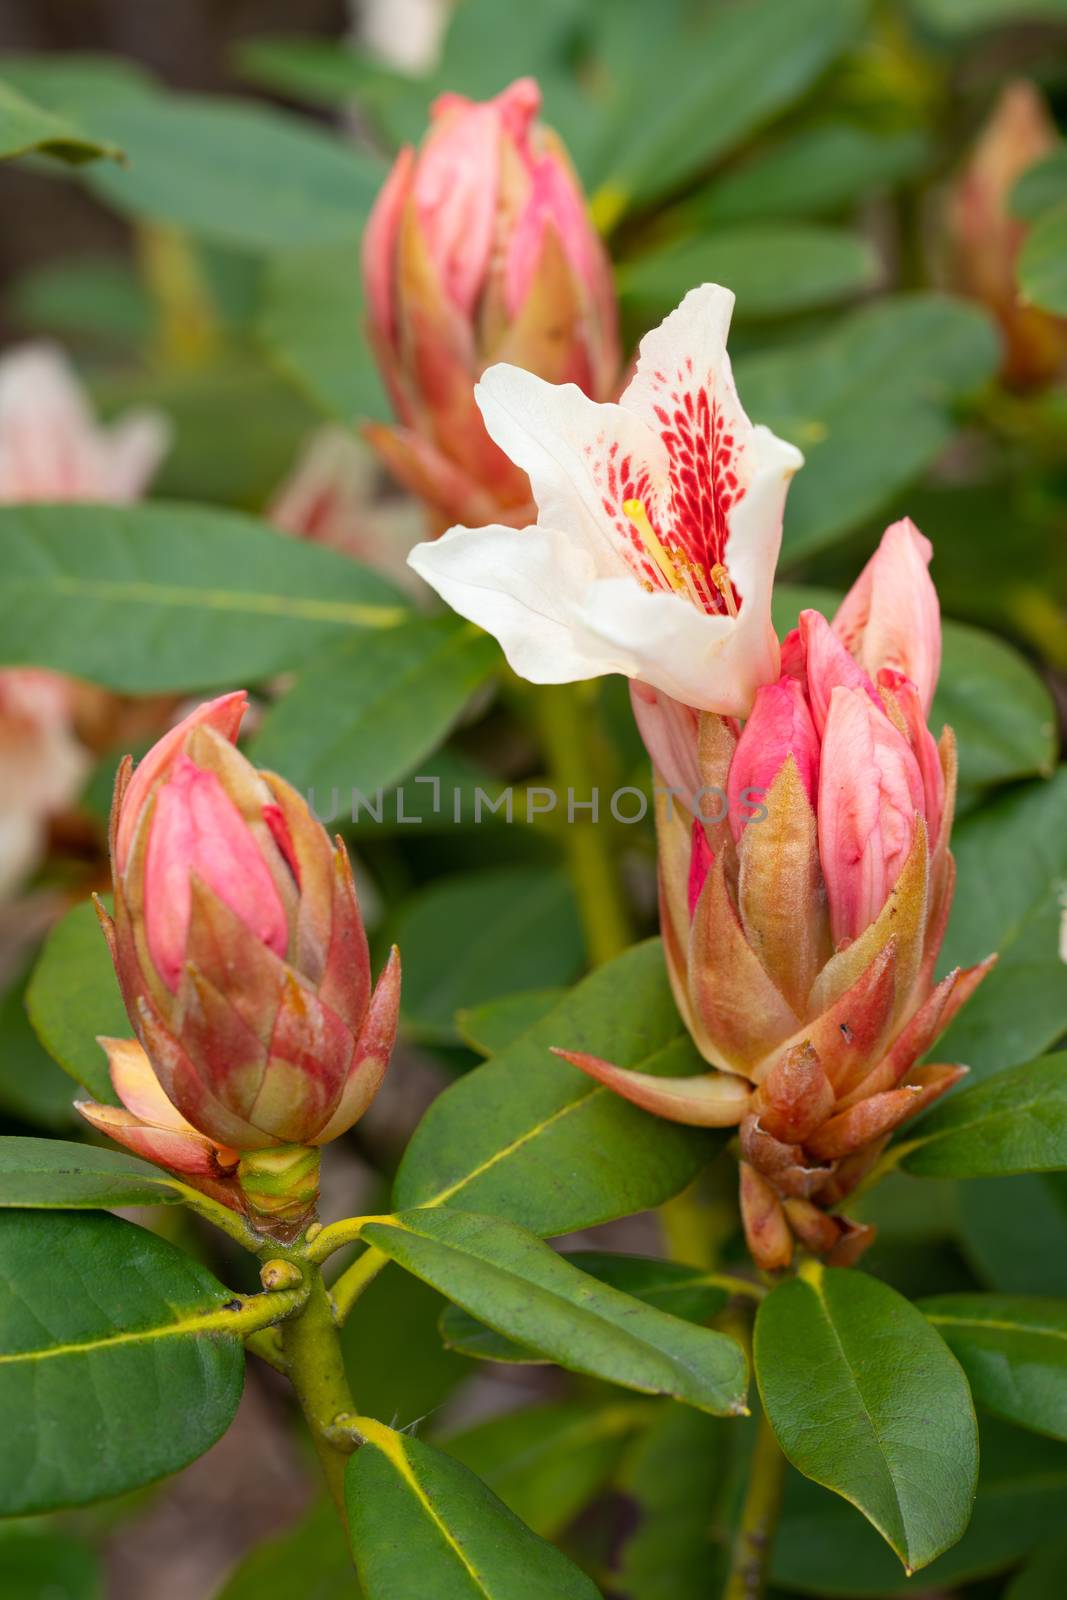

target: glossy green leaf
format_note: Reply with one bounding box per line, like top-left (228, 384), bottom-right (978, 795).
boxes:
top-left (0, 1209), bottom-right (245, 1513)
top-left (694, 123), bottom-right (927, 224)
top-left (0, 1137), bottom-right (184, 1209)
top-left (756, 1265), bottom-right (978, 1572)
top-left (1019, 201), bottom-right (1067, 316)
top-left (619, 225), bottom-right (878, 322)
top-left (445, 1399), bottom-right (646, 1538)
top-left (457, 989), bottom-right (565, 1057)
top-left (936, 771), bottom-right (1067, 1078)
top-left (737, 295), bottom-right (999, 560)
top-left (393, 940), bottom-right (715, 1235)
top-left (773, 1418), bottom-right (1067, 1596)
top-left (258, 240), bottom-right (385, 423)
top-left (346, 1418), bottom-right (601, 1599)
top-left (920, 1294), bottom-right (1067, 1440)
top-left (359, 1210), bottom-right (747, 1416)
top-left (391, 868), bottom-right (584, 1042)
top-left (0, 502), bottom-right (408, 693)
top-left (0, 1526), bottom-right (100, 1600)
top-left (440, 1252), bottom-right (729, 1363)
top-left (902, 1055), bottom-right (1067, 1178)
top-left (589, 0), bottom-right (869, 210)
top-left (0, 76), bottom-right (121, 163)
top-left (215, 1500), bottom-right (358, 1599)
top-left (26, 899), bottom-right (125, 1101)
top-left (250, 615), bottom-right (498, 805)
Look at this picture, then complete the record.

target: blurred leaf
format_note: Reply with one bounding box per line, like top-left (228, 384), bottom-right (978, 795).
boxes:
top-left (908, 0), bottom-right (1067, 30)
top-left (616, 1404), bottom-right (730, 1600)
top-left (26, 899), bottom-right (124, 1102)
top-left (956, 1174), bottom-right (1067, 1295)
top-left (1019, 201), bottom-right (1067, 317)
top-left (619, 224), bottom-right (879, 323)
top-left (394, 940), bottom-right (715, 1235)
top-left (0, 1138), bottom-right (183, 1209)
top-left (1007, 1534), bottom-right (1067, 1599)
top-left (391, 867), bottom-right (584, 1042)
top-left (936, 771), bottom-right (1067, 1079)
top-left (0, 1209), bottom-right (244, 1514)
top-left (7, 257), bottom-right (153, 347)
top-left (738, 295), bottom-right (999, 560)
top-left (0, 972), bottom-right (80, 1130)
top-left (0, 502), bottom-right (408, 693)
top-left (920, 1293), bottom-right (1067, 1440)
top-left (338, 1264), bottom-right (472, 1429)
top-left (0, 1526), bottom-right (100, 1600)
top-left (0, 75), bottom-right (122, 163)
top-left (1013, 150), bottom-right (1067, 222)
top-left (902, 1054), bottom-right (1067, 1178)
top-left (347, 748), bottom-right (509, 838)
top-left (346, 1419), bottom-right (600, 1599)
top-left (756, 1265), bottom-right (978, 1572)
top-left (360, 1210), bottom-right (748, 1415)
top-left (233, 34), bottom-right (410, 109)
top-left (439, 1252), bottom-right (730, 1363)
top-left (772, 1418), bottom-right (1067, 1595)
top-left (444, 1399), bottom-right (645, 1538)
top-left (258, 240), bottom-right (386, 423)
top-left (693, 124), bottom-right (928, 225)
top-left (251, 615), bottom-right (497, 806)
top-left (457, 989), bottom-right (565, 1056)
top-left (588, 0), bottom-right (870, 214)
top-left (437, 0), bottom-right (579, 105)
top-left (215, 1499), bottom-right (358, 1599)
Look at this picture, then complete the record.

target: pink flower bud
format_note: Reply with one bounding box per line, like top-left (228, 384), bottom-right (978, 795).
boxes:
top-left (363, 76), bottom-right (619, 526)
top-left (726, 677), bottom-right (819, 844)
top-left (90, 693), bottom-right (400, 1197)
top-left (832, 518), bottom-right (941, 717)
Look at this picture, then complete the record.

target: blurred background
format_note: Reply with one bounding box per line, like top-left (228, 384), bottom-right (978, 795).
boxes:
top-left (1, 1), bottom-right (1066, 1596)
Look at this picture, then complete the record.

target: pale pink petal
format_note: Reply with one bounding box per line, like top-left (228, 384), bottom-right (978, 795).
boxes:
top-left (798, 609), bottom-right (881, 737)
top-left (832, 518), bottom-right (941, 715)
top-left (727, 677), bottom-right (819, 843)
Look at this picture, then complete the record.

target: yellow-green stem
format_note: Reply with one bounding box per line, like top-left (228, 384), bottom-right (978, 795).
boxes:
top-left (279, 1264), bottom-right (357, 1519)
top-left (535, 682), bottom-right (633, 966)
top-left (723, 1407), bottom-right (786, 1600)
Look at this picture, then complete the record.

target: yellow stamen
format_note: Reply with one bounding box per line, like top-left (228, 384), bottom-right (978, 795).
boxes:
top-left (710, 562), bottom-right (738, 619)
top-left (622, 498), bottom-right (686, 595)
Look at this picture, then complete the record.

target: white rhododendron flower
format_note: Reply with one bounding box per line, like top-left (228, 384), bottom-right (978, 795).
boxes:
top-left (408, 284), bottom-right (804, 714)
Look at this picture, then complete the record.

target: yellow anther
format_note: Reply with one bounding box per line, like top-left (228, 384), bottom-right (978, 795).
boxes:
top-left (622, 498), bottom-right (686, 594)
top-left (710, 562), bottom-right (739, 619)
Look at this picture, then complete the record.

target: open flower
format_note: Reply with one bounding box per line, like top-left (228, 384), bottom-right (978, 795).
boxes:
top-left (76, 693), bottom-right (400, 1218)
top-left (409, 284), bottom-right (803, 715)
top-left (554, 520), bottom-right (993, 1268)
top-left (364, 76), bottom-right (619, 528)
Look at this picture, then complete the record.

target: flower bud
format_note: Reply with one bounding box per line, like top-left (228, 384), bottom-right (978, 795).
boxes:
top-left (949, 80), bottom-right (1067, 389)
top-left (77, 693), bottom-right (400, 1223)
top-left (363, 76), bottom-right (619, 528)
top-left (556, 520), bottom-right (995, 1268)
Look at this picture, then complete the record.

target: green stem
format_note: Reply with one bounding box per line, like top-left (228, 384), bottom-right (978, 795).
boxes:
top-left (278, 1263), bottom-right (358, 1519)
top-left (168, 1180), bottom-right (265, 1252)
top-left (723, 1408), bottom-right (786, 1600)
top-left (535, 682), bottom-right (633, 966)
top-left (329, 1246), bottom-right (390, 1324)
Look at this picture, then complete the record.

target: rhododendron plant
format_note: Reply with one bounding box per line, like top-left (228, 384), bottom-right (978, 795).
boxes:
top-left (410, 284), bottom-right (803, 714)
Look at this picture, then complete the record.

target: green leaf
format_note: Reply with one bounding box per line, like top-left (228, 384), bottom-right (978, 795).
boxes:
top-left (755, 1265), bottom-right (978, 1572)
top-left (0, 1138), bottom-right (184, 1209)
top-left (901, 1054), bottom-right (1067, 1179)
top-left (0, 971), bottom-right (80, 1129)
top-left (694, 123), bottom-right (927, 225)
top-left (391, 869), bottom-right (584, 1043)
top-left (589, 0), bottom-right (869, 211)
top-left (1007, 1534), bottom-right (1067, 1600)
top-left (393, 940), bottom-right (715, 1235)
top-left (457, 989), bottom-right (565, 1057)
top-left (920, 1294), bottom-right (1067, 1441)
top-left (619, 225), bottom-right (879, 323)
top-left (1019, 201), bottom-right (1067, 316)
top-left (0, 502), bottom-right (408, 693)
top-left (0, 1209), bottom-right (245, 1513)
top-left (737, 295), bottom-right (999, 560)
top-left (0, 76), bottom-right (121, 163)
top-left (444, 1399), bottom-right (645, 1538)
top-left (215, 1500), bottom-right (358, 1599)
top-left (616, 1404), bottom-right (730, 1600)
top-left (258, 240), bottom-right (386, 423)
top-left (346, 1418), bottom-right (601, 1599)
top-left (0, 1526), bottom-right (100, 1600)
top-left (956, 1174), bottom-right (1067, 1296)
top-left (773, 585), bottom-right (1058, 792)
top-left (234, 34), bottom-right (409, 110)
top-left (908, 0), bottom-right (1067, 32)
top-left (338, 1264), bottom-right (472, 1430)
top-left (8, 257), bottom-right (154, 348)
top-left (250, 615), bottom-right (498, 805)
top-left (773, 1417), bottom-right (1067, 1596)
top-left (936, 771), bottom-right (1067, 1079)
top-left (1013, 150), bottom-right (1067, 222)
top-left (26, 899), bottom-right (125, 1101)
top-left (359, 1210), bottom-right (748, 1416)
top-left (440, 1252), bottom-right (729, 1363)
